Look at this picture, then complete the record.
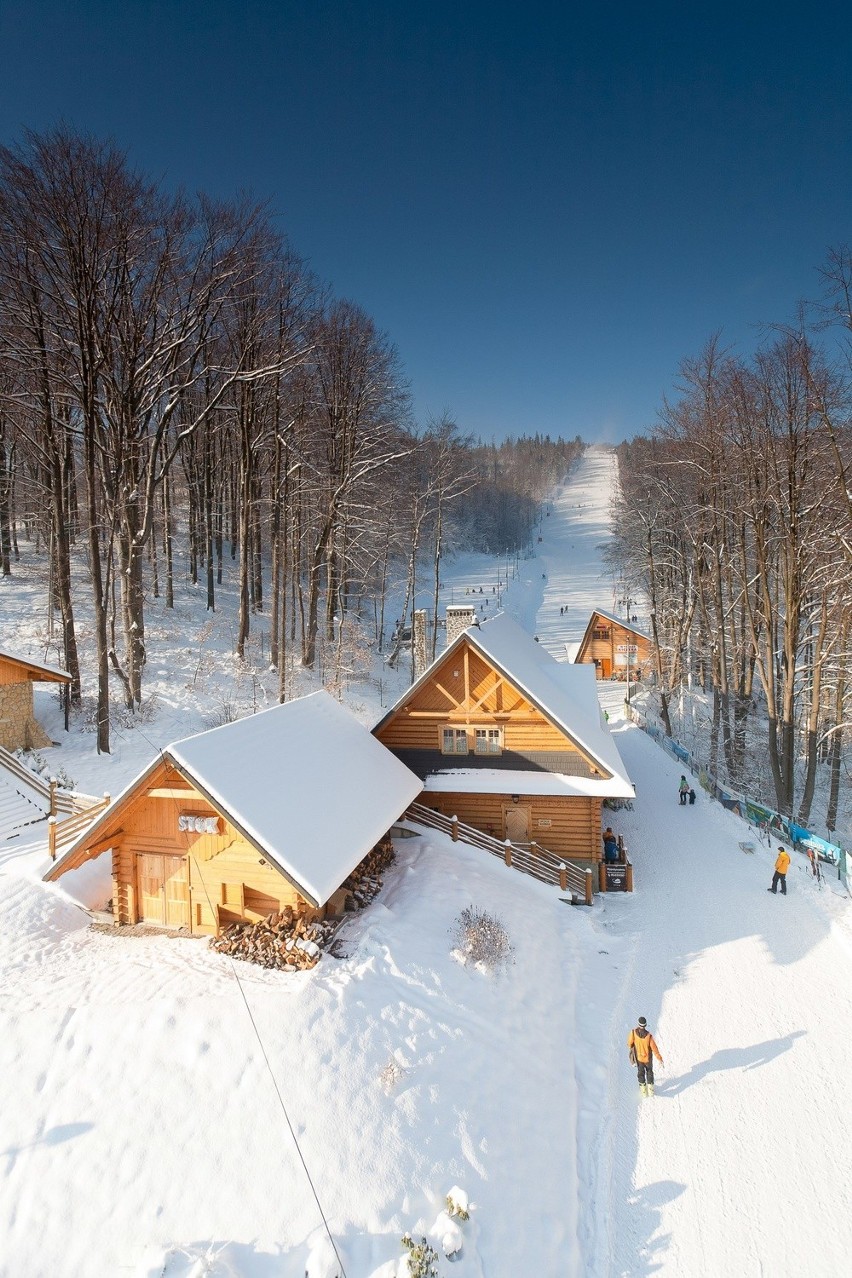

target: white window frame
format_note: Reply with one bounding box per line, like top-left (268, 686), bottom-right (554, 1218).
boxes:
top-left (441, 727), bottom-right (468, 755)
top-left (474, 727), bottom-right (503, 755)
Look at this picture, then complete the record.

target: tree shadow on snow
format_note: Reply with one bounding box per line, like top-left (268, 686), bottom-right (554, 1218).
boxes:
top-left (660, 1031), bottom-right (806, 1096)
top-left (2, 1121), bottom-right (94, 1171)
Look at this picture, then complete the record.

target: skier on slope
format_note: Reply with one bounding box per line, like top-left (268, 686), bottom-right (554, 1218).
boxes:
top-left (628, 1017), bottom-right (664, 1097)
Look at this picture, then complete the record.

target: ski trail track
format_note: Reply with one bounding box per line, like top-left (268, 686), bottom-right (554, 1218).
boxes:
top-left (540, 447), bottom-right (852, 1277)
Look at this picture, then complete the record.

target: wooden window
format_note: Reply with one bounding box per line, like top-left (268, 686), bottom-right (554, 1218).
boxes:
top-left (593, 626), bottom-right (610, 640)
top-left (441, 727), bottom-right (468, 754)
top-left (474, 727), bottom-right (502, 755)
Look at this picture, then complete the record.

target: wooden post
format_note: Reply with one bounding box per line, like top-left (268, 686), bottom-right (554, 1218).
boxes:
top-left (504, 840), bottom-right (512, 867)
top-left (451, 816), bottom-right (459, 843)
top-left (626, 863), bottom-right (634, 892)
top-left (599, 863), bottom-right (607, 893)
top-left (559, 863), bottom-right (567, 892)
top-left (49, 778), bottom-right (57, 817)
top-left (585, 868), bottom-right (593, 906)
top-left (48, 815), bottom-right (57, 861)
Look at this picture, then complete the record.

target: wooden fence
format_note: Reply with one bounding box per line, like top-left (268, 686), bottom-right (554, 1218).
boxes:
top-left (0, 743), bottom-right (101, 817)
top-left (48, 794), bottom-right (112, 861)
top-left (403, 801), bottom-right (594, 905)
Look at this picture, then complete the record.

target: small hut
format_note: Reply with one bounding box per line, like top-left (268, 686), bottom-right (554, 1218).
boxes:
top-left (0, 649), bottom-right (71, 752)
top-left (45, 690), bottom-right (422, 933)
top-left (573, 610), bottom-right (653, 683)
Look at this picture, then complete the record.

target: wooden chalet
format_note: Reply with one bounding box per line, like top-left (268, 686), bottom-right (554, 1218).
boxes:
top-left (44, 690), bottom-right (422, 933)
top-left (0, 648), bottom-right (71, 752)
top-left (373, 609), bottom-right (634, 875)
top-left (573, 610), bottom-right (653, 682)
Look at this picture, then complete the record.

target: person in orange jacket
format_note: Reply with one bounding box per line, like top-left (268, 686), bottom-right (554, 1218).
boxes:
top-left (768, 845), bottom-right (791, 895)
top-left (627, 1017), bottom-right (664, 1096)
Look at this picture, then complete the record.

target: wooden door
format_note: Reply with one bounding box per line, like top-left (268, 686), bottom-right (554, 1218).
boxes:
top-left (163, 855), bottom-right (190, 927)
top-left (504, 804), bottom-right (530, 843)
top-left (137, 853), bottom-right (190, 927)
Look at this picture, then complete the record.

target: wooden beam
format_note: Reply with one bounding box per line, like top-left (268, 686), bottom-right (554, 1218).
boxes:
top-left (147, 787), bottom-right (199, 799)
top-left (463, 646), bottom-right (470, 716)
top-left (85, 829), bottom-right (125, 857)
top-left (431, 679), bottom-right (462, 709)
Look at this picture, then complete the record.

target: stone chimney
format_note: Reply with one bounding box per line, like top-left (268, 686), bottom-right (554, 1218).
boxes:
top-left (446, 604), bottom-right (476, 648)
top-left (413, 609), bottom-right (429, 679)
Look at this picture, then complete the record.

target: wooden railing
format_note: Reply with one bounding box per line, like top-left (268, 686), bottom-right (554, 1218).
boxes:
top-left (0, 743), bottom-right (101, 816)
top-left (48, 794), bottom-right (112, 861)
top-left (403, 801), bottom-right (594, 904)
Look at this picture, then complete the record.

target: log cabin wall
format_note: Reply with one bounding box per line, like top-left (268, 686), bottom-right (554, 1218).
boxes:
top-left (418, 791), bottom-right (603, 863)
top-left (105, 761), bottom-right (317, 934)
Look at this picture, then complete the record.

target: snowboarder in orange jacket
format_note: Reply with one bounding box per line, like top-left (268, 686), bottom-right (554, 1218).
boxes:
top-left (768, 846), bottom-right (791, 895)
top-left (628, 1017), bottom-right (664, 1096)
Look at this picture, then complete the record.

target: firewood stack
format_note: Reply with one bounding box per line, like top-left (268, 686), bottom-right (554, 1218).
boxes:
top-left (341, 839), bottom-right (395, 909)
top-left (208, 839), bottom-right (397, 971)
top-left (210, 909), bottom-right (336, 971)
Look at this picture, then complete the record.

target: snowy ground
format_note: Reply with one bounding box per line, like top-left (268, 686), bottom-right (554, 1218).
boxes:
top-left (2, 445), bottom-right (851, 1277)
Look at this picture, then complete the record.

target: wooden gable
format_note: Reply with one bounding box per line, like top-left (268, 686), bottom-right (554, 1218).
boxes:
top-left (375, 635), bottom-right (599, 769)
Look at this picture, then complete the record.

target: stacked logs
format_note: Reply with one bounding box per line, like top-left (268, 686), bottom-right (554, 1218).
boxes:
top-left (341, 840), bottom-right (395, 909)
top-left (210, 909), bottom-right (336, 971)
top-left (209, 842), bottom-right (397, 972)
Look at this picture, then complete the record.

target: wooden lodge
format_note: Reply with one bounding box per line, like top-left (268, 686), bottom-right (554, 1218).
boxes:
top-left (573, 610), bottom-right (653, 683)
top-left (373, 609), bottom-right (634, 879)
top-left (44, 691), bottom-right (422, 933)
top-left (0, 648), bottom-right (71, 752)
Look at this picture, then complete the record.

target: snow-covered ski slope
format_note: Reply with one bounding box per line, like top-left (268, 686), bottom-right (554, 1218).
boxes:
top-left (1, 445), bottom-right (851, 1277)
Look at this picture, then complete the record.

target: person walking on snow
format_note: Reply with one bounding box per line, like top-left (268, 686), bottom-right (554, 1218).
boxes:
top-left (768, 845), bottom-right (791, 894)
top-left (628, 1017), bottom-right (664, 1096)
top-left (678, 775), bottom-right (689, 805)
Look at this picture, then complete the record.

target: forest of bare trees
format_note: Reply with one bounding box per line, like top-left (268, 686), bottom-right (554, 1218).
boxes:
top-left (0, 128), bottom-right (581, 753)
top-left (610, 274), bottom-right (852, 830)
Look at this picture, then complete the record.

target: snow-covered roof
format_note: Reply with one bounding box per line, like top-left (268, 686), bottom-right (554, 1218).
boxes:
top-left (423, 767), bottom-right (631, 798)
top-left (0, 647), bottom-right (71, 681)
top-left (377, 612), bottom-right (633, 797)
top-left (48, 691), bottom-right (423, 907)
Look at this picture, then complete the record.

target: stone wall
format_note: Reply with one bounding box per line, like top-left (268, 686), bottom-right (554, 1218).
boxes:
top-left (0, 682), bottom-right (52, 752)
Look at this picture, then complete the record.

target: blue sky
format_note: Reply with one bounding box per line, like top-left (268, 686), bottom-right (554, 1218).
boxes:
top-left (1, 1), bottom-right (851, 443)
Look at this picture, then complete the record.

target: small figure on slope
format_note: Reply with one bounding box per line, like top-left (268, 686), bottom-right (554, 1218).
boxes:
top-left (768, 845), bottom-right (791, 895)
top-left (602, 827), bottom-right (619, 864)
top-left (628, 1017), bottom-right (664, 1097)
top-left (678, 776), bottom-right (689, 805)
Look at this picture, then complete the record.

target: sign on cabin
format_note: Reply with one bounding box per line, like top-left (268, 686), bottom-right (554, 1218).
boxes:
top-left (178, 813), bottom-right (220, 834)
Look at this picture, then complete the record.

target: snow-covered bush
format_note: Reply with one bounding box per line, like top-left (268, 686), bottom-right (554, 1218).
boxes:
top-left (379, 1057), bottom-right (407, 1093)
top-left (445, 1186), bottom-right (469, 1221)
top-left (206, 696), bottom-right (241, 728)
top-left (112, 692), bottom-right (161, 729)
top-left (450, 906), bottom-right (514, 972)
top-left (15, 749), bottom-right (75, 791)
top-left (400, 1234), bottom-right (440, 1277)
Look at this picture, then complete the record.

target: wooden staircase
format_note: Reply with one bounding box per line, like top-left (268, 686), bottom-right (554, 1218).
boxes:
top-left (0, 744), bottom-right (107, 856)
top-left (402, 801), bottom-right (594, 904)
